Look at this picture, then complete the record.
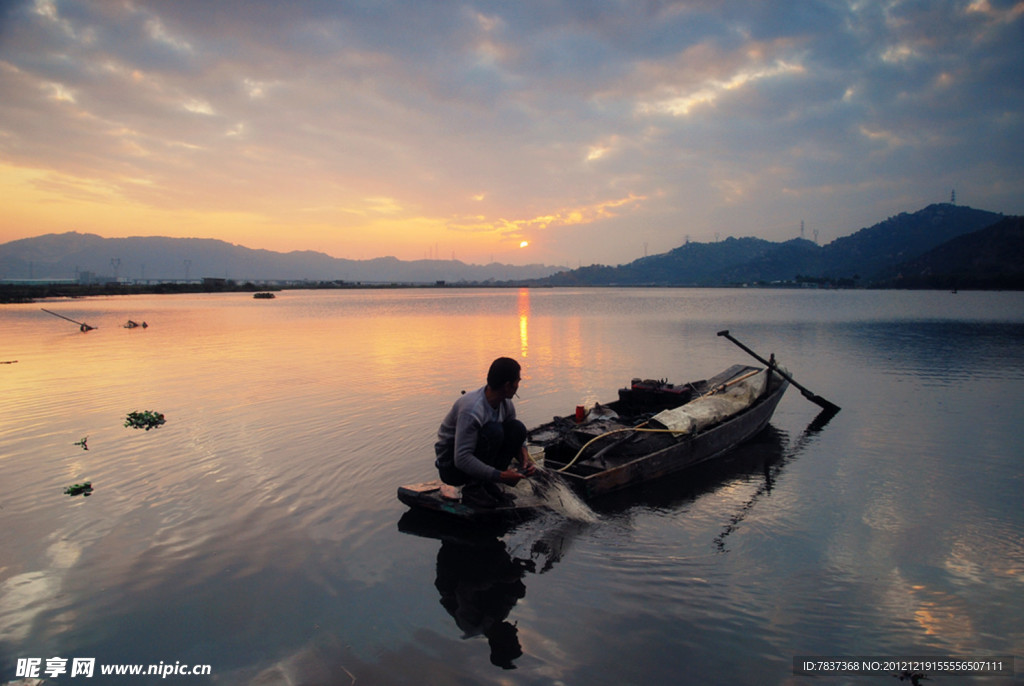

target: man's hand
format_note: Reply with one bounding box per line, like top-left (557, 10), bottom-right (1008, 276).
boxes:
top-left (498, 469), bottom-right (525, 485)
top-left (519, 445), bottom-right (537, 477)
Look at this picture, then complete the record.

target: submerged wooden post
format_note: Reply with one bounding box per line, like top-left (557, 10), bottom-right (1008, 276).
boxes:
top-left (41, 308), bottom-right (95, 331)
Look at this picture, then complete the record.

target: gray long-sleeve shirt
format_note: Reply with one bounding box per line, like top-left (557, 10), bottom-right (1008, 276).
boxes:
top-left (434, 386), bottom-right (515, 482)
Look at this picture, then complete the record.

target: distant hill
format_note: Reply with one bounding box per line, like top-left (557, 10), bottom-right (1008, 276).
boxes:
top-left (539, 204), bottom-right (1011, 287)
top-left (0, 233), bottom-right (562, 284)
top-left (545, 236), bottom-right (788, 286)
top-left (878, 215), bottom-right (1024, 289)
top-left (814, 204), bottom-right (1006, 280)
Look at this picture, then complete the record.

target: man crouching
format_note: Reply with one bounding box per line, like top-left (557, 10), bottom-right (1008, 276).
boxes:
top-left (434, 357), bottom-right (536, 507)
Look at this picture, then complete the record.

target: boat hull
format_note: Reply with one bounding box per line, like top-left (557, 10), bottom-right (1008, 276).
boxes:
top-left (546, 376), bottom-right (789, 499)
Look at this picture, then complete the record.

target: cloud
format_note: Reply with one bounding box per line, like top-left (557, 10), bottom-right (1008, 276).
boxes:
top-left (637, 56), bottom-right (806, 117)
top-left (448, 191), bottom-right (646, 241)
top-left (0, 0), bottom-right (1022, 265)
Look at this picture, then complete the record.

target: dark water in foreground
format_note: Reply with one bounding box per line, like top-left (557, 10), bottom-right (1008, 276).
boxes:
top-left (1, 288), bottom-right (1022, 685)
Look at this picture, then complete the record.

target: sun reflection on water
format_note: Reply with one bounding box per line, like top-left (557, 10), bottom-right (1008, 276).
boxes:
top-left (518, 287), bottom-right (530, 358)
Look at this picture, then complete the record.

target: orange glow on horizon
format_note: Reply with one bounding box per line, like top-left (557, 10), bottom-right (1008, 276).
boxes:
top-left (0, 160), bottom-right (642, 265)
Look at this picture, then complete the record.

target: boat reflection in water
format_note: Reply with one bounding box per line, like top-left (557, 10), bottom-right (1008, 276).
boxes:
top-left (589, 406), bottom-right (837, 550)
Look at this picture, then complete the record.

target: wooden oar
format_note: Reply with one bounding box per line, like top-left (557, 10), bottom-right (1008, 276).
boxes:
top-left (700, 368), bottom-right (762, 399)
top-left (41, 308), bottom-right (95, 331)
top-left (717, 330), bottom-right (840, 414)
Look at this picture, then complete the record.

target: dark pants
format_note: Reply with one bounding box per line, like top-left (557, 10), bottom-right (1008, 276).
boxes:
top-left (437, 419), bottom-right (527, 486)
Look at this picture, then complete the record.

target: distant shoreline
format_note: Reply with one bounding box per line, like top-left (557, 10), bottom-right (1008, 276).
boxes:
top-left (0, 280), bottom-right (520, 303)
top-left (4, 279), bottom-right (1018, 304)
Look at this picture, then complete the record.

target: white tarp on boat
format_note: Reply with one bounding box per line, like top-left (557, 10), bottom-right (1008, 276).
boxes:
top-left (651, 369), bottom-right (770, 437)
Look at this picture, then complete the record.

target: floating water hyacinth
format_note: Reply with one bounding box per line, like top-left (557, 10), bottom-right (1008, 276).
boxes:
top-left (64, 482), bottom-right (93, 496)
top-left (124, 410), bottom-right (166, 430)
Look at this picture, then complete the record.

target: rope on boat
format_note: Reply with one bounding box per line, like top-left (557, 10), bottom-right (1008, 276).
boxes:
top-left (554, 424), bottom-right (679, 473)
top-left (553, 368), bottom-right (766, 474)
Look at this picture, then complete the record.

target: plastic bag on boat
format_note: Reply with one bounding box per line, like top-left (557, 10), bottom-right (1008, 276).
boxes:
top-left (651, 369), bottom-right (768, 437)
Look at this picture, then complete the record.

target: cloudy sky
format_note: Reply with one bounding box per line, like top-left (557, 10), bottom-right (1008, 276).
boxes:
top-left (1, 0), bottom-right (1022, 267)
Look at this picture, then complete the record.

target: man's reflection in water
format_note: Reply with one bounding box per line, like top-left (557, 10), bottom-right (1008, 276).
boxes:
top-left (434, 537), bottom-right (533, 669)
top-left (400, 510), bottom-right (586, 670)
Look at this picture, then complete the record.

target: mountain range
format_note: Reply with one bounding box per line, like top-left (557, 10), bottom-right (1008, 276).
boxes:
top-left (0, 232), bottom-right (561, 284)
top-left (539, 203), bottom-right (1017, 287)
top-left (1, 203), bottom-right (1021, 288)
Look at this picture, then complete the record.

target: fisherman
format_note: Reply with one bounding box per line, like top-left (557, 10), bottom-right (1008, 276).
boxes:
top-left (435, 357), bottom-right (535, 507)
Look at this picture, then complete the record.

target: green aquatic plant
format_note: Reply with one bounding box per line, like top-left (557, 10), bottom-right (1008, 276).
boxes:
top-left (125, 410), bottom-right (166, 430)
top-left (64, 482), bottom-right (93, 496)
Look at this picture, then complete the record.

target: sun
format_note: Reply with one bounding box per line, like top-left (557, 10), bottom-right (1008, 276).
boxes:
top-left (519, 240), bottom-right (529, 248)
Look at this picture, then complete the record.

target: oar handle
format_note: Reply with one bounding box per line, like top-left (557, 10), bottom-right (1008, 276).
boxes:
top-left (717, 330), bottom-right (768, 366)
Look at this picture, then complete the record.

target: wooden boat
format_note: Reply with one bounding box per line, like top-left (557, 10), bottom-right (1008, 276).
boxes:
top-left (529, 364), bottom-right (788, 499)
top-left (398, 362), bottom-right (790, 519)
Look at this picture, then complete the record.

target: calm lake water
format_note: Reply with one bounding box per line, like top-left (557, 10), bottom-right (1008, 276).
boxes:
top-left (2, 288), bottom-right (1022, 685)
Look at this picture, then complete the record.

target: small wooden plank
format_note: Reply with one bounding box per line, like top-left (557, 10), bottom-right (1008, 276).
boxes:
top-left (402, 480), bottom-right (443, 494)
top-left (397, 481), bottom-right (549, 522)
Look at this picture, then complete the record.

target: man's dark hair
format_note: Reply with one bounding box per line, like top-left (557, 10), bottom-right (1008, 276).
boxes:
top-left (487, 357), bottom-right (521, 389)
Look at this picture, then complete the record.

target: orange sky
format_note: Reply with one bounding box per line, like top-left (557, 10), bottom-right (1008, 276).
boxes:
top-left (2, 1), bottom-right (1022, 266)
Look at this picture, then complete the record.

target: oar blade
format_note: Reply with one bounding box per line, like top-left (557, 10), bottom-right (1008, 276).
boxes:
top-left (801, 388), bottom-right (841, 414)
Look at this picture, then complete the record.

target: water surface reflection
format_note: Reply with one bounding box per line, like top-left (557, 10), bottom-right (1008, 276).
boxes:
top-left (2, 289), bottom-right (1022, 685)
